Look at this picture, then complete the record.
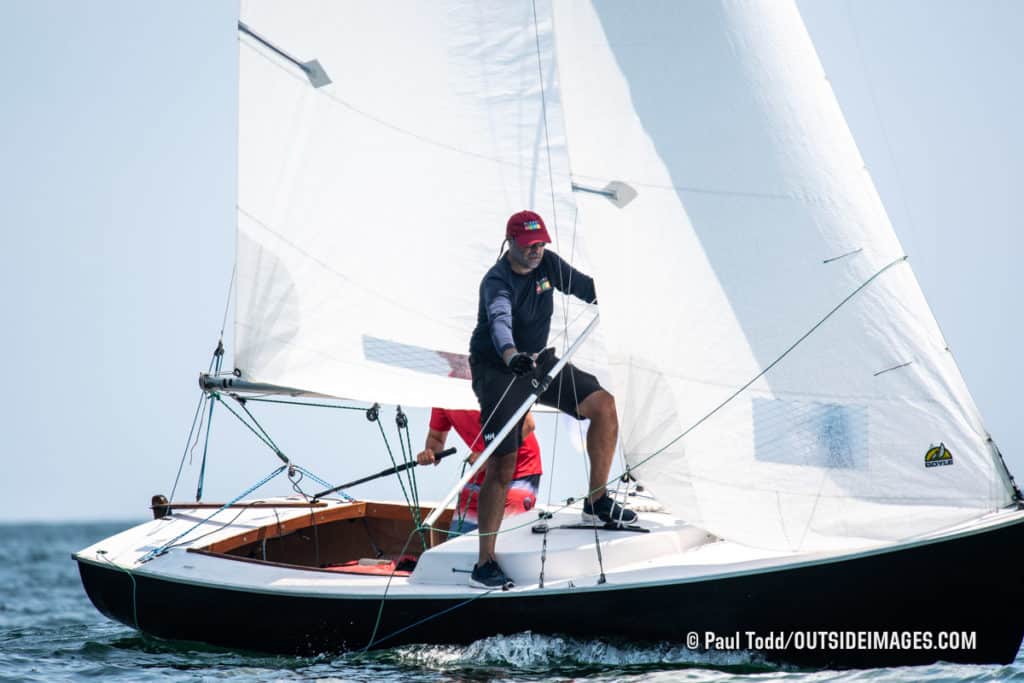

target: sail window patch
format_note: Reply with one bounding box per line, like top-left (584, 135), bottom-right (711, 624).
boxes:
top-left (362, 336), bottom-right (470, 379)
top-left (753, 398), bottom-right (868, 470)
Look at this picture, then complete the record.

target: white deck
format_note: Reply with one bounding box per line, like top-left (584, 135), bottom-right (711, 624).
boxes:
top-left (74, 497), bottom-right (1024, 599)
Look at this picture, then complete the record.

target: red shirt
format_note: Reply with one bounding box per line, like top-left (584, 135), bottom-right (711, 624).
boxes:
top-left (428, 407), bottom-right (542, 483)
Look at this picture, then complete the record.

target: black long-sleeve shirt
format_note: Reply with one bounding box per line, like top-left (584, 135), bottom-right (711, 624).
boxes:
top-left (469, 250), bottom-right (596, 366)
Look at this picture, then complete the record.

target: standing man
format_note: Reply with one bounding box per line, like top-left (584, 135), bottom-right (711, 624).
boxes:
top-left (466, 210), bottom-right (636, 588)
top-left (416, 408), bottom-right (541, 536)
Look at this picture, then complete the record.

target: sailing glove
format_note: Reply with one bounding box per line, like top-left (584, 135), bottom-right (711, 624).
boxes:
top-left (507, 352), bottom-right (535, 376)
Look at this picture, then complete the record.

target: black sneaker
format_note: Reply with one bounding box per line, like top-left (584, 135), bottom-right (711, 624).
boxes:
top-left (582, 494), bottom-right (638, 527)
top-left (469, 559), bottom-right (514, 590)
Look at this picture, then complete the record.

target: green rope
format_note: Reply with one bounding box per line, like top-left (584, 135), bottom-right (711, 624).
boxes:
top-left (98, 551), bottom-right (140, 630)
top-left (392, 409), bottom-right (427, 551)
top-left (233, 396), bottom-right (287, 459)
top-left (375, 419), bottom-right (416, 514)
top-left (211, 393), bottom-right (289, 464)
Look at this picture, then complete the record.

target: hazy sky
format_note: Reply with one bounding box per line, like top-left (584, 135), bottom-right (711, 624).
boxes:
top-left (1, 1), bottom-right (1021, 522)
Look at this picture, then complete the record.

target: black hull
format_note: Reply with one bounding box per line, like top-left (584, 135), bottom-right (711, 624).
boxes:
top-left (77, 517), bottom-right (1024, 668)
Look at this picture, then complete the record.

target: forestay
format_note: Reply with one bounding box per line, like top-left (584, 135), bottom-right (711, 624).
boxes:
top-left (553, 0), bottom-right (1014, 551)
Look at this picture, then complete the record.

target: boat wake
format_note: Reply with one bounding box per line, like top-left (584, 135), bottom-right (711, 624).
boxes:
top-left (370, 631), bottom-right (777, 674)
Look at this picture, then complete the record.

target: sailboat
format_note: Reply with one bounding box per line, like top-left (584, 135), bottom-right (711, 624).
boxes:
top-left (74, 0), bottom-right (1024, 668)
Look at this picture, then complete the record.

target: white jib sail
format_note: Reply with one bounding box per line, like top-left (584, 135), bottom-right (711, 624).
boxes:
top-left (553, 0), bottom-right (1014, 551)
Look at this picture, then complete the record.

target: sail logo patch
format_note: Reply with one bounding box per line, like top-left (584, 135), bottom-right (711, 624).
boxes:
top-left (524, 220), bottom-right (542, 231)
top-left (924, 443), bottom-right (954, 468)
top-left (535, 277), bottom-right (552, 294)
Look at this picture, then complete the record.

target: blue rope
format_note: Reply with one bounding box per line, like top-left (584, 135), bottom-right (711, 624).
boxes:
top-left (195, 396), bottom-right (217, 501)
top-left (139, 465), bottom-right (288, 564)
top-left (292, 465), bottom-right (355, 502)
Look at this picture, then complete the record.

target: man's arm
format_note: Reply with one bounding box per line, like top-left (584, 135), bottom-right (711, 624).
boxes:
top-left (484, 279), bottom-right (516, 360)
top-left (416, 428), bottom-right (449, 466)
top-left (549, 251), bottom-right (597, 303)
top-left (485, 278), bottom-right (535, 372)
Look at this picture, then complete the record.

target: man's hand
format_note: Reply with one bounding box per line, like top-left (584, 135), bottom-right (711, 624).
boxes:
top-left (468, 451), bottom-right (481, 465)
top-left (416, 448), bottom-right (439, 466)
top-left (507, 352), bottom-right (535, 375)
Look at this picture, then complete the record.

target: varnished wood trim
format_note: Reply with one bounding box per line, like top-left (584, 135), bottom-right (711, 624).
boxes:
top-left (196, 501), bottom-right (456, 554)
top-left (157, 502), bottom-right (328, 510)
top-left (200, 503), bottom-right (367, 554)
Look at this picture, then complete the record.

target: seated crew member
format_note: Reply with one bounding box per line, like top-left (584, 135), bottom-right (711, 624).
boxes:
top-left (466, 209), bottom-right (636, 589)
top-left (416, 408), bottom-right (541, 535)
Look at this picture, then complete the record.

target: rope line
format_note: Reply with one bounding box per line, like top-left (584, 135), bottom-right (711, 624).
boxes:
top-left (236, 396), bottom-right (368, 411)
top-left (531, 0), bottom-right (560, 256)
top-left (219, 263), bottom-right (236, 341)
top-left (628, 256), bottom-right (908, 473)
top-left (98, 552), bottom-right (140, 630)
top-left (140, 466), bottom-right (288, 564)
top-left (169, 391), bottom-right (208, 503)
top-left (363, 526), bottom-right (500, 651)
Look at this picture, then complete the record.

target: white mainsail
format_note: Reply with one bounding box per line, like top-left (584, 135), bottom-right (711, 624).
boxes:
top-left (554, 0), bottom-right (1013, 550)
top-left (233, 0), bottom-right (1014, 552)
top-left (235, 0), bottom-right (599, 408)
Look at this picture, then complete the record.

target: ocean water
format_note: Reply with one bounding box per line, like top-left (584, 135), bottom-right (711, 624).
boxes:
top-left (1, 522), bottom-right (1021, 682)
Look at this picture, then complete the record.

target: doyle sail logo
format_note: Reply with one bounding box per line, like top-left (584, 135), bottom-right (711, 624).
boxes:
top-left (535, 277), bottom-right (552, 294)
top-left (924, 442), bottom-right (954, 468)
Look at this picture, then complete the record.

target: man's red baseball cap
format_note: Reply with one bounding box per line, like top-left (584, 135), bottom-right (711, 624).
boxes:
top-left (506, 210), bottom-right (552, 247)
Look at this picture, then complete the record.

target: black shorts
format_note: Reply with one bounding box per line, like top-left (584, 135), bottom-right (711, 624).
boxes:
top-left (469, 350), bottom-right (604, 458)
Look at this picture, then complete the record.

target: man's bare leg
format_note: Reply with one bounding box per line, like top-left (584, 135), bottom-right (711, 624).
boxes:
top-left (477, 451), bottom-right (516, 565)
top-left (578, 389), bottom-right (618, 503)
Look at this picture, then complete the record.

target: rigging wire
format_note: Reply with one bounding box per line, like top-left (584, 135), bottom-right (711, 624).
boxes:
top-left (195, 343), bottom-right (227, 501)
top-left (628, 256), bottom-right (908, 474)
top-left (530, 0), bottom-right (561, 256)
top-left (362, 526), bottom-right (502, 651)
top-left (219, 262), bottom-right (237, 342)
top-left (194, 391), bottom-right (218, 501)
top-left (169, 391), bottom-right (209, 504)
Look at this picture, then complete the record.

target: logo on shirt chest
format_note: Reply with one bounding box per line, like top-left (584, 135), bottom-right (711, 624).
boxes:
top-left (535, 277), bottom-right (552, 294)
